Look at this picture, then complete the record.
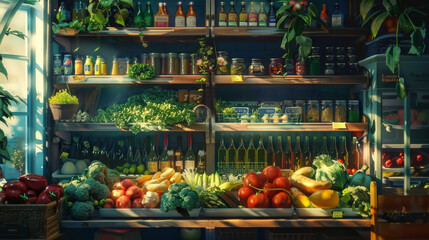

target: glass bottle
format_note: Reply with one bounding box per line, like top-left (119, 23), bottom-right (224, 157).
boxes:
top-left (256, 135), bottom-right (267, 169)
top-left (312, 136), bottom-right (320, 159)
top-left (227, 134), bottom-right (236, 170)
top-left (228, 2), bottom-right (238, 27)
top-left (126, 137), bottom-right (134, 164)
top-left (84, 55), bottom-right (93, 75)
top-left (95, 56), bottom-right (102, 75)
top-left (267, 136), bottom-right (275, 166)
top-left (338, 136), bottom-right (349, 168)
top-left (303, 136), bottom-right (311, 167)
top-left (269, 58), bottom-right (283, 75)
top-left (331, 2), bottom-right (344, 28)
top-left (184, 133), bottom-right (196, 170)
top-left (275, 136), bottom-right (285, 168)
top-left (81, 139), bottom-right (91, 160)
top-left (268, 2), bottom-right (276, 27)
top-left (72, 1), bottom-right (78, 21)
top-left (349, 137), bottom-right (360, 170)
top-left (321, 136), bottom-right (329, 155)
top-left (175, 2), bottom-right (186, 27)
top-left (197, 148), bottom-right (206, 174)
top-left (74, 56), bottom-right (83, 75)
top-left (155, 2), bottom-right (169, 27)
top-left (147, 135), bottom-right (159, 174)
top-left (186, 2), bottom-right (197, 27)
top-left (218, 134), bottom-right (228, 170)
top-left (134, 138), bottom-right (143, 165)
top-left (134, 1), bottom-right (145, 27)
top-left (163, 2), bottom-right (169, 26)
top-left (144, 2), bottom-right (154, 27)
top-left (219, 2), bottom-right (228, 27)
top-left (329, 136), bottom-right (338, 160)
top-left (92, 140), bottom-right (101, 162)
top-left (112, 57), bottom-right (119, 75)
top-left (159, 133), bottom-right (171, 170)
top-left (175, 136), bottom-right (185, 172)
top-left (59, 2), bottom-right (70, 22)
top-left (77, 1), bottom-right (84, 22)
top-left (320, 4), bottom-right (329, 28)
top-left (143, 137), bottom-right (150, 170)
top-left (239, 2), bottom-right (248, 27)
top-left (236, 134), bottom-right (246, 170)
top-left (258, 2), bottom-right (267, 27)
top-left (285, 136), bottom-right (293, 169)
top-left (101, 140), bottom-right (110, 167)
top-left (246, 134), bottom-right (257, 170)
top-left (293, 136), bottom-right (302, 172)
top-left (248, 2), bottom-right (258, 27)
top-left (348, 100), bottom-right (360, 122)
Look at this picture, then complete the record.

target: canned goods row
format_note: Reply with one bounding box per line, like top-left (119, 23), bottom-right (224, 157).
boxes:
top-left (140, 53), bottom-right (200, 75)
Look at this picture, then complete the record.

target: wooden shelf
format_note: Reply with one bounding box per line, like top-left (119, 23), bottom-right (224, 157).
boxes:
top-left (214, 122), bottom-right (367, 132)
top-left (61, 218), bottom-right (370, 229)
top-left (55, 27), bottom-right (206, 37)
top-left (54, 122), bottom-right (207, 132)
top-left (213, 27), bottom-right (368, 38)
top-left (214, 75), bottom-right (368, 85)
top-left (54, 75), bottom-right (204, 88)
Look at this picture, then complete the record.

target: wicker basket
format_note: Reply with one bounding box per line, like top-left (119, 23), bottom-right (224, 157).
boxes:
top-left (0, 197), bottom-right (64, 240)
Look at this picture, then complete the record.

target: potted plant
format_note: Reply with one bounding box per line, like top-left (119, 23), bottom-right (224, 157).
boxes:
top-left (49, 90), bottom-right (79, 121)
top-left (275, 1), bottom-right (324, 70)
top-left (360, 0), bottom-right (428, 100)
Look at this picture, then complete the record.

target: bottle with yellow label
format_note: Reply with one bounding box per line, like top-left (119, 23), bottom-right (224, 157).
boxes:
top-left (75, 56), bottom-right (83, 75)
top-left (101, 58), bottom-right (107, 75)
top-left (84, 55), bottom-right (93, 75)
top-left (112, 57), bottom-right (120, 75)
top-left (95, 56), bottom-right (102, 75)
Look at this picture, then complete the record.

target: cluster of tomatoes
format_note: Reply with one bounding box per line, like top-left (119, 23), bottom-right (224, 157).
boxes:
top-left (238, 166), bottom-right (292, 208)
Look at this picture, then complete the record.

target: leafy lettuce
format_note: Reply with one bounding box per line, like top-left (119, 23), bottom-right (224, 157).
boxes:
top-left (313, 154), bottom-right (349, 191)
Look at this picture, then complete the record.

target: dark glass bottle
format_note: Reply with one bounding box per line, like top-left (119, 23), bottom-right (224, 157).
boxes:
top-left (184, 133), bottom-right (196, 170)
top-left (144, 1), bottom-right (154, 27)
top-left (303, 136), bottom-right (311, 167)
top-left (293, 136), bottom-right (303, 172)
top-left (159, 133), bottom-right (171, 170)
top-left (268, 2), bottom-right (276, 27)
top-left (227, 134), bottom-right (236, 169)
top-left (329, 136), bottom-right (338, 160)
top-left (147, 135), bottom-right (159, 174)
top-left (134, 1), bottom-right (145, 27)
top-left (338, 136), bottom-right (349, 168)
top-left (70, 136), bottom-right (81, 159)
top-left (228, 2), bottom-right (238, 27)
top-left (175, 136), bottom-right (185, 173)
top-left (267, 136), bottom-right (275, 166)
top-left (275, 136), bottom-right (285, 168)
top-left (256, 135), bottom-right (267, 169)
top-left (285, 136), bottom-right (293, 169)
top-left (321, 136), bottom-right (329, 155)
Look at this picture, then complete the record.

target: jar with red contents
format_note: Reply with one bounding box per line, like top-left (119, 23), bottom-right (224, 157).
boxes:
top-left (295, 58), bottom-right (306, 75)
top-left (269, 58), bottom-right (283, 75)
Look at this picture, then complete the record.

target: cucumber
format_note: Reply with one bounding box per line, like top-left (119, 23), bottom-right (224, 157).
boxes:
top-left (215, 172), bottom-right (220, 187)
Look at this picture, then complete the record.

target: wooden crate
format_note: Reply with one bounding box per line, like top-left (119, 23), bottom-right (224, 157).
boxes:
top-left (0, 197), bottom-right (64, 240)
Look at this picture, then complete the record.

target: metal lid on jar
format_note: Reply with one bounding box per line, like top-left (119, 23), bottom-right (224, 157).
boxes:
top-left (251, 58), bottom-right (262, 63)
top-left (295, 100), bottom-right (305, 105)
top-left (64, 54), bottom-right (72, 57)
top-left (168, 53), bottom-right (178, 57)
top-left (232, 58), bottom-right (245, 62)
top-left (218, 51), bottom-right (228, 56)
top-left (308, 100), bottom-right (319, 104)
top-left (178, 53), bottom-right (189, 58)
top-left (270, 58), bottom-right (282, 61)
top-left (160, 53), bottom-right (168, 57)
top-left (149, 53), bottom-right (160, 57)
top-left (322, 100), bottom-right (333, 104)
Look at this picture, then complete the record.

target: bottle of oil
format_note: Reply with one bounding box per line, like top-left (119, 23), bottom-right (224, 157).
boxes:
top-left (293, 136), bottom-right (303, 172)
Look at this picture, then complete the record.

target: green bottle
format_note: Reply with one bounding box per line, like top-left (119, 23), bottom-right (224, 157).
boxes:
top-left (256, 134), bottom-right (267, 170)
top-left (134, 1), bottom-right (145, 27)
top-left (227, 134), bottom-right (236, 170)
top-left (143, 1), bottom-right (154, 27)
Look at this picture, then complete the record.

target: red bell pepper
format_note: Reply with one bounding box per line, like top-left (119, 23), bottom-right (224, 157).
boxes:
top-left (3, 180), bottom-right (27, 193)
top-left (19, 174), bottom-right (47, 193)
top-left (25, 189), bottom-right (37, 204)
top-left (45, 184), bottom-right (64, 198)
top-left (0, 192), bottom-right (6, 204)
top-left (36, 189), bottom-right (59, 204)
top-left (5, 189), bottom-right (25, 204)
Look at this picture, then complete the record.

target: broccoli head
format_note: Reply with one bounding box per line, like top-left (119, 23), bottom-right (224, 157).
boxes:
top-left (180, 188), bottom-right (200, 210)
top-left (105, 169), bottom-right (120, 190)
top-left (160, 183), bottom-right (200, 213)
top-left (85, 161), bottom-right (108, 183)
top-left (64, 184), bottom-right (77, 201)
top-left (74, 182), bottom-right (90, 202)
top-left (70, 201), bottom-right (94, 220)
top-left (92, 183), bottom-right (111, 201)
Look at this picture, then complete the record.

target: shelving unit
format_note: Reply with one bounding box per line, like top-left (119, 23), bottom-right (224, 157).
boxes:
top-left (54, 122), bottom-right (207, 132)
top-left (214, 123), bottom-right (367, 132)
top-left (213, 75), bottom-right (368, 85)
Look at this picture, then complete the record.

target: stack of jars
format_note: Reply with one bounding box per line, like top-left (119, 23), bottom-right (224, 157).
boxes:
top-left (140, 52), bottom-right (200, 75)
top-left (324, 46), bottom-right (358, 75)
top-left (305, 99), bottom-right (360, 122)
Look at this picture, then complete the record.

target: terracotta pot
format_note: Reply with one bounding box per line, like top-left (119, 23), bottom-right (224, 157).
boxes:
top-left (49, 104), bottom-right (79, 120)
top-left (384, 16), bottom-right (399, 34)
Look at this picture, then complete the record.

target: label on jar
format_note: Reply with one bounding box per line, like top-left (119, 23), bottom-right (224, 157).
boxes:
top-left (186, 16), bottom-right (196, 27)
top-left (147, 161), bottom-right (158, 173)
top-left (184, 160), bottom-right (195, 170)
top-left (248, 14), bottom-right (258, 26)
top-left (155, 16), bottom-right (169, 27)
top-left (63, 58), bottom-right (72, 75)
top-left (228, 14), bottom-right (238, 26)
top-left (219, 13), bottom-right (228, 26)
top-left (54, 58), bottom-right (62, 75)
top-left (175, 16), bottom-right (185, 27)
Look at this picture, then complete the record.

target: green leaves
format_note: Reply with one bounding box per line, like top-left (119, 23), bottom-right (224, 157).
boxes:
top-left (100, 0), bottom-right (114, 8)
top-left (371, 12), bottom-right (389, 39)
top-left (409, 28), bottom-right (426, 56)
top-left (296, 35), bottom-right (312, 60)
top-left (275, 4), bottom-right (293, 18)
top-left (396, 77), bottom-right (406, 101)
top-left (0, 55), bottom-right (8, 81)
top-left (360, 0), bottom-right (376, 21)
top-left (385, 46), bottom-right (401, 73)
top-left (128, 64), bottom-right (155, 80)
top-left (307, 3), bottom-right (319, 18)
top-left (119, 0), bottom-right (133, 7)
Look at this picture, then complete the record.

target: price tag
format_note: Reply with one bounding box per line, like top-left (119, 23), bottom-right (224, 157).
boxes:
top-left (71, 75), bottom-right (85, 82)
top-left (332, 122), bottom-right (347, 129)
top-left (231, 75), bottom-right (243, 82)
top-left (59, 152), bottom-right (69, 159)
top-left (332, 211), bottom-right (343, 219)
top-left (232, 107), bottom-right (249, 115)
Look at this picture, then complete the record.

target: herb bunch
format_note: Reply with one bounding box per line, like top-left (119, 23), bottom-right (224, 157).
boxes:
top-left (128, 64), bottom-right (155, 80)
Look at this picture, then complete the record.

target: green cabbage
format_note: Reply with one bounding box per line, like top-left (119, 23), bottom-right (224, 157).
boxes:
top-left (313, 154), bottom-right (349, 191)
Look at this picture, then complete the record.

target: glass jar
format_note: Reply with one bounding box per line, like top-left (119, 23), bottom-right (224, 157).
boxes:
top-left (321, 100), bottom-right (334, 122)
top-left (53, 54), bottom-right (62, 75)
top-left (336, 63), bottom-right (346, 75)
top-left (248, 58), bottom-right (265, 75)
top-left (295, 100), bottom-right (305, 122)
top-left (347, 54), bottom-right (357, 63)
top-left (140, 53), bottom-right (149, 65)
top-left (269, 58), bottom-right (283, 75)
top-left (179, 53), bottom-right (190, 75)
top-left (295, 60), bottom-right (306, 75)
top-left (191, 54), bottom-right (199, 75)
top-left (326, 55), bottom-right (335, 63)
top-left (324, 63), bottom-right (335, 75)
top-left (306, 100), bottom-right (320, 122)
top-left (311, 46), bottom-right (320, 55)
top-left (348, 62), bottom-right (359, 75)
top-left (336, 47), bottom-right (345, 55)
top-left (347, 47), bottom-right (356, 55)
top-left (167, 53), bottom-right (179, 75)
top-left (336, 55), bottom-right (346, 63)
top-left (308, 55), bottom-right (321, 75)
top-left (325, 47), bottom-right (335, 55)
top-left (148, 53), bottom-right (160, 75)
top-left (285, 58), bottom-right (295, 75)
top-left (231, 58), bottom-right (246, 75)
top-left (160, 53), bottom-right (168, 75)
top-left (217, 51), bottom-right (230, 75)
top-left (63, 54), bottom-right (73, 75)
top-left (348, 100), bottom-right (360, 122)
top-left (335, 100), bottom-right (347, 122)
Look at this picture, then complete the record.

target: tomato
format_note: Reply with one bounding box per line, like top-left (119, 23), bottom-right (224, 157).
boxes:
top-left (262, 166), bottom-right (282, 183)
top-left (396, 157), bottom-right (404, 167)
top-left (337, 159), bottom-right (344, 164)
top-left (257, 173), bottom-right (268, 185)
top-left (383, 159), bottom-right (393, 168)
top-left (347, 169), bottom-right (351, 174)
top-left (351, 169), bottom-right (357, 175)
top-left (244, 172), bottom-right (257, 180)
top-left (271, 192), bottom-right (291, 208)
top-left (247, 192), bottom-right (269, 208)
top-left (238, 186), bottom-right (256, 207)
top-left (116, 196), bottom-right (131, 208)
top-left (272, 177), bottom-right (291, 190)
top-left (243, 174), bottom-right (263, 188)
top-left (262, 183), bottom-right (278, 201)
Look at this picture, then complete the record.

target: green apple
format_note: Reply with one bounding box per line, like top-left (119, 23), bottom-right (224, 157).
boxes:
top-left (130, 164), bottom-right (137, 169)
top-left (116, 166), bottom-right (124, 172)
top-left (123, 168), bottom-right (129, 174)
top-left (123, 163), bottom-right (130, 168)
top-left (143, 170), bottom-right (150, 175)
top-left (129, 166), bottom-right (136, 174)
top-left (137, 164), bottom-right (145, 174)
